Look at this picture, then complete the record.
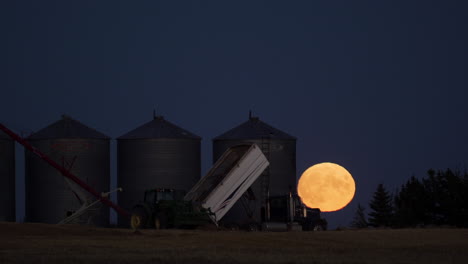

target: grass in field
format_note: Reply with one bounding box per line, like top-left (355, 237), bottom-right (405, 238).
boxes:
top-left (0, 222), bottom-right (467, 263)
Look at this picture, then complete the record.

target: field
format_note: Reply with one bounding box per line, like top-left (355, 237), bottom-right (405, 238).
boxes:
top-left (0, 222), bottom-right (467, 264)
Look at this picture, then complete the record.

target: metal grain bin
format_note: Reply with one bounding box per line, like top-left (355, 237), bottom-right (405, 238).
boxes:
top-left (117, 115), bottom-right (201, 226)
top-left (0, 130), bottom-right (15, 222)
top-left (213, 115), bottom-right (297, 225)
top-left (25, 115), bottom-right (110, 226)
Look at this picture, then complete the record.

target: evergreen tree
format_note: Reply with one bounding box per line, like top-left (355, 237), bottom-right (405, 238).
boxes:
top-left (462, 170), bottom-right (468, 227)
top-left (432, 169), bottom-right (465, 226)
top-left (393, 168), bottom-right (468, 228)
top-left (394, 176), bottom-right (427, 227)
top-left (350, 203), bottom-right (368, 228)
top-left (394, 169), bottom-right (468, 228)
top-left (422, 168), bottom-right (466, 226)
top-left (368, 184), bottom-right (393, 227)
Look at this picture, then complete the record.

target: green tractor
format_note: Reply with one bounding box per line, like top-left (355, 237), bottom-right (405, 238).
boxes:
top-left (130, 188), bottom-right (213, 230)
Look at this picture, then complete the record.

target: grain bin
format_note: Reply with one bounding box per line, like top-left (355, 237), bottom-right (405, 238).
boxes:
top-left (213, 114), bottom-right (297, 225)
top-left (0, 130), bottom-right (15, 222)
top-left (117, 115), bottom-right (201, 226)
top-left (25, 115), bottom-right (110, 226)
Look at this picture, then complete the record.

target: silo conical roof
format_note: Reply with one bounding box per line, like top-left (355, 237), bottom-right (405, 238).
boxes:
top-left (28, 115), bottom-right (109, 140)
top-left (118, 116), bottom-right (201, 139)
top-left (213, 116), bottom-right (296, 140)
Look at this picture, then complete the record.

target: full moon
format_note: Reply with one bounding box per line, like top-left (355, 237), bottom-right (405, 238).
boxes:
top-left (297, 162), bottom-right (355, 212)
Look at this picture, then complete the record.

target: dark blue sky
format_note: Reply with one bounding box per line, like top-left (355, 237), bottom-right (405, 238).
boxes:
top-left (2, 0), bottom-right (467, 228)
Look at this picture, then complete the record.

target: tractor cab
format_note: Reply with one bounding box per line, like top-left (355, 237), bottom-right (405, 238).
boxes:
top-left (143, 188), bottom-right (185, 204)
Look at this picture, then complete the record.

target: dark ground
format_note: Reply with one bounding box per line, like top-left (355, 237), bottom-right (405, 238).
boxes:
top-left (0, 222), bottom-right (467, 263)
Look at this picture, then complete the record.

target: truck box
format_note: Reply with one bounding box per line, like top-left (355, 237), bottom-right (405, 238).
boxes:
top-left (184, 144), bottom-right (269, 225)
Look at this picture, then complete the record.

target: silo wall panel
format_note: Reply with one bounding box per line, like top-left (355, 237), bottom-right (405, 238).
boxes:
top-left (25, 139), bottom-right (110, 226)
top-left (0, 138), bottom-right (15, 222)
top-left (117, 138), bottom-right (201, 226)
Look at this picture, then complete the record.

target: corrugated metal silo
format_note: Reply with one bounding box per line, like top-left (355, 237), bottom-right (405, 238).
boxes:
top-left (25, 115), bottom-right (110, 226)
top-left (213, 114), bottom-right (297, 225)
top-left (0, 130), bottom-right (15, 222)
top-left (117, 115), bottom-right (201, 226)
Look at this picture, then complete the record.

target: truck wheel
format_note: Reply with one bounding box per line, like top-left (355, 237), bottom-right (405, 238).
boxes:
top-left (248, 223), bottom-right (259, 232)
top-left (313, 224), bottom-right (324, 231)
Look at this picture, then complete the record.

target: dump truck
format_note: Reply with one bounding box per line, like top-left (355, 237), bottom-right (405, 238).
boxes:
top-left (130, 144), bottom-right (270, 229)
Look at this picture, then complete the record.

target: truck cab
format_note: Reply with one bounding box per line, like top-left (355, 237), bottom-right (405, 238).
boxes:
top-left (264, 193), bottom-right (327, 231)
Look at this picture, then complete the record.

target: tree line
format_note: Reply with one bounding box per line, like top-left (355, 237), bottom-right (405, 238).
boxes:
top-left (350, 168), bottom-right (468, 228)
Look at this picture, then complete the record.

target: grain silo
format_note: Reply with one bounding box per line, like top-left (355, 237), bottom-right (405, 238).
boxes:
top-left (0, 130), bottom-right (15, 222)
top-left (25, 115), bottom-right (110, 226)
top-left (117, 115), bottom-right (201, 226)
top-left (213, 114), bottom-right (297, 226)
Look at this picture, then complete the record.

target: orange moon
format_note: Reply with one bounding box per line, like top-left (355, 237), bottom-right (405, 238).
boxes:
top-left (297, 162), bottom-right (355, 212)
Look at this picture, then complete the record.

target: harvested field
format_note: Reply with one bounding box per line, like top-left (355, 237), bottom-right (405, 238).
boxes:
top-left (0, 222), bottom-right (467, 263)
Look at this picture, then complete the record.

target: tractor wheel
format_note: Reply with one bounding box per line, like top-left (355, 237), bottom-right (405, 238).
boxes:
top-left (155, 212), bottom-right (168, 229)
top-left (154, 217), bottom-right (161, 230)
top-left (130, 206), bottom-right (148, 230)
top-left (131, 214), bottom-right (142, 230)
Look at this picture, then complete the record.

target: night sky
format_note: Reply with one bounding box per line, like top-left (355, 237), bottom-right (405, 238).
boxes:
top-left (2, 0), bottom-right (467, 229)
